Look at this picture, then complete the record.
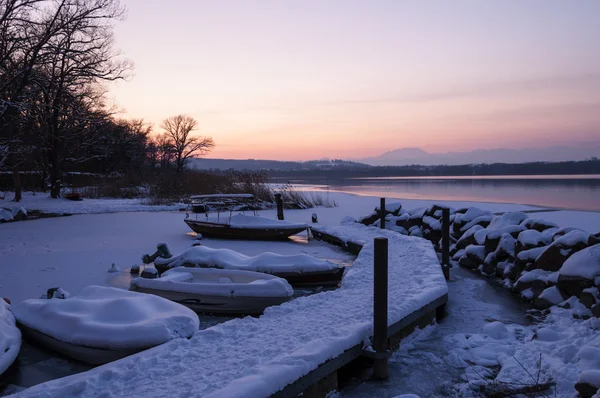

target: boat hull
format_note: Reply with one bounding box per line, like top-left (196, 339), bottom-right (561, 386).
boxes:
top-left (153, 264), bottom-right (345, 288)
top-left (184, 219), bottom-right (307, 240)
top-left (129, 287), bottom-right (289, 315)
top-left (19, 325), bottom-right (145, 365)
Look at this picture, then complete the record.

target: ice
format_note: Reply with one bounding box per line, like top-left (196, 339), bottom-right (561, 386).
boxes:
top-left (560, 244), bottom-right (600, 279)
top-left (154, 245), bottom-right (341, 273)
top-left (13, 285), bottom-right (199, 350)
top-left (0, 300), bottom-right (21, 376)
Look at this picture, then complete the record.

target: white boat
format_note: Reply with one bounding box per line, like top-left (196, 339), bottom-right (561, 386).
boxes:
top-left (130, 267), bottom-right (294, 315)
top-left (154, 245), bottom-right (345, 288)
top-left (13, 286), bottom-right (199, 365)
top-left (0, 299), bottom-right (21, 376)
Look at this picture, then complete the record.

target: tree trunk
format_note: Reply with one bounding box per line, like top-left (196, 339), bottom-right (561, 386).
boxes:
top-left (12, 168), bottom-right (22, 202)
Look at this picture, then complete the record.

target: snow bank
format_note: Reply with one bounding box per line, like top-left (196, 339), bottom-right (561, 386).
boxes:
top-left (154, 245), bottom-right (341, 273)
top-left (18, 223), bottom-right (447, 397)
top-left (131, 267), bottom-right (294, 298)
top-left (13, 285), bottom-right (199, 351)
top-left (0, 300), bottom-right (21, 375)
top-left (560, 244), bottom-right (600, 279)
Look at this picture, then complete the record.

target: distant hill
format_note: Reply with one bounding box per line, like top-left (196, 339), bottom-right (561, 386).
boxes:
top-left (360, 145), bottom-right (600, 166)
top-left (186, 158), bottom-right (370, 171)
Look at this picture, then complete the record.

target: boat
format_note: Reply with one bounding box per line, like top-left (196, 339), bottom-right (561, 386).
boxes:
top-left (13, 286), bottom-right (199, 365)
top-left (184, 214), bottom-right (309, 240)
top-left (130, 267), bottom-right (294, 315)
top-left (184, 194), bottom-right (309, 240)
top-left (153, 245), bottom-right (346, 288)
top-left (0, 299), bottom-right (21, 376)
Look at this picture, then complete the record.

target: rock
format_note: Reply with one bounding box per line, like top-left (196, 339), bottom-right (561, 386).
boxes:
top-left (552, 226), bottom-right (581, 241)
top-left (452, 208), bottom-right (492, 237)
top-left (516, 246), bottom-right (546, 268)
top-left (557, 274), bottom-right (595, 298)
top-left (593, 303), bottom-right (600, 318)
top-left (557, 244), bottom-right (600, 297)
top-left (535, 245), bottom-right (568, 272)
top-left (495, 233), bottom-right (517, 261)
top-left (503, 263), bottom-right (522, 281)
top-left (535, 232), bottom-right (592, 272)
top-left (534, 286), bottom-right (568, 309)
top-left (576, 370), bottom-right (600, 397)
top-left (424, 204), bottom-right (446, 218)
top-left (456, 225), bottom-right (484, 250)
top-left (580, 287), bottom-right (599, 309)
top-left (482, 261), bottom-right (496, 276)
top-left (531, 279), bottom-right (549, 297)
top-left (516, 229), bottom-right (547, 253)
top-left (488, 211), bottom-right (528, 230)
top-left (458, 255), bottom-right (478, 270)
top-left (358, 212), bottom-right (380, 226)
top-left (484, 226), bottom-right (526, 254)
top-left (520, 218), bottom-right (559, 232)
top-left (460, 215), bottom-right (493, 233)
top-left (495, 262), bottom-right (507, 278)
top-left (409, 226), bottom-right (423, 238)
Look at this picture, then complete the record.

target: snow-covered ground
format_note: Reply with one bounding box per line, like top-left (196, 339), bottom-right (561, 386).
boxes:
top-left (2, 190), bottom-right (600, 397)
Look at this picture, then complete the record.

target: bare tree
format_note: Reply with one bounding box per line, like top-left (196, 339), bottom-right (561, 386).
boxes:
top-left (160, 114), bottom-right (214, 172)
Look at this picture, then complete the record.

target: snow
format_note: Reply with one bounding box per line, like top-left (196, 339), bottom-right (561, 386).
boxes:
top-left (460, 215), bottom-right (493, 232)
top-left (518, 229), bottom-right (545, 247)
top-left (488, 211), bottom-right (528, 230)
top-left (16, 222), bottom-right (447, 397)
top-left (422, 215), bottom-right (441, 231)
top-left (517, 246), bottom-right (546, 262)
top-left (455, 208), bottom-right (492, 224)
top-left (482, 321), bottom-right (510, 340)
top-left (517, 269), bottom-right (553, 284)
top-left (579, 370), bottom-right (600, 388)
top-left (0, 300), bottom-right (21, 376)
top-left (13, 285), bottom-right (199, 350)
top-left (554, 229), bottom-right (590, 247)
top-left (539, 286), bottom-right (566, 305)
top-left (131, 267), bottom-right (294, 298)
top-left (465, 244), bottom-right (485, 261)
top-left (560, 244), bottom-right (600, 279)
top-left (154, 245), bottom-right (341, 273)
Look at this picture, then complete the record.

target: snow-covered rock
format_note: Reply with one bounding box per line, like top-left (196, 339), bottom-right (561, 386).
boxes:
top-left (14, 285), bottom-right (199, 350)
top-left (558, 245), bottom-right (600, 297)
top-left (456, 225), bottom-right (484, 250)
top-left (0, 300), bottom-right (21, 376)
top-left (488, 211), bottom-right (528, 230)
top-left (520, 218), bottom-right (559, 232)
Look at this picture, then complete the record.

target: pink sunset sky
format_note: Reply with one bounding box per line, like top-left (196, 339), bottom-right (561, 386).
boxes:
top-left (109, 1), bottom-right (600, 161)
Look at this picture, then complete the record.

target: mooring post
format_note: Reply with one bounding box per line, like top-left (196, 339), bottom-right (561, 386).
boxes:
top-left (275, 193), bottom-right (284, 220)
top-left (373, 237), bottom-right (389, 380)
top-left (442, 208), bottom-right (450, 280)
top-left (379, 198), bottom-right (386, 229)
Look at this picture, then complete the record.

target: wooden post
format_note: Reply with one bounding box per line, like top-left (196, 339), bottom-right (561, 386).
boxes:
top-left (442, 208), bottom-right (450, 280)
top-left (379, 198), bottom-right (386, 230)
top-left (373, 237), bottom-right (389, 380)
top-left (275, 193), bottom-right (284, 220)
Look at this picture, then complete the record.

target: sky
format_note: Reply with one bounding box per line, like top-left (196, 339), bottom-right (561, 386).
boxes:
top-left (109, 0), bottom-right (600, 161)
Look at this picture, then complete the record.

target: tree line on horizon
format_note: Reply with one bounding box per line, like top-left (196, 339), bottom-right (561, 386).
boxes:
top-left (0, 0), bottom-right (213, 202)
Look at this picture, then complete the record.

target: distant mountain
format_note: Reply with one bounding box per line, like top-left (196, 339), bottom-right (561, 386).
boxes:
top-left (360, 145), bottom-right (600, 166)
top-left (186, 158), bottom-right (370, 171)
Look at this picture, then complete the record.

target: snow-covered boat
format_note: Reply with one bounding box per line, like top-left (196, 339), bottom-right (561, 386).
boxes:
top-left (184, 214), bottom-right (309, 240)
top-left (0, 299), bottom-right (21, 376)
top-left (154, 245), bottom-right (346, 288)
top-left (130, 267), bottom-right (294, 315)
top-left (13, 286), bottom-right (199, 365)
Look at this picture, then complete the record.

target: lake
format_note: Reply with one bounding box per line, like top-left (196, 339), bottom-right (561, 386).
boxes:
top-left (288, 175), bottom-right (600, 211)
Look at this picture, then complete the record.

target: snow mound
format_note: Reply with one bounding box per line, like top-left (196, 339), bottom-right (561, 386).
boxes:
top-left (560, 244), bottom-right (600, 279)
top-left (578, 370), bottom-right (600, 388)
top-left (14, 285), bottom-right (199, 350)
top-left (482, 321), bottom-right (511, 340)
top-left (0, 300), bottom-right (21, 375)
top-left (155, 245), bottom-right (341, 273)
